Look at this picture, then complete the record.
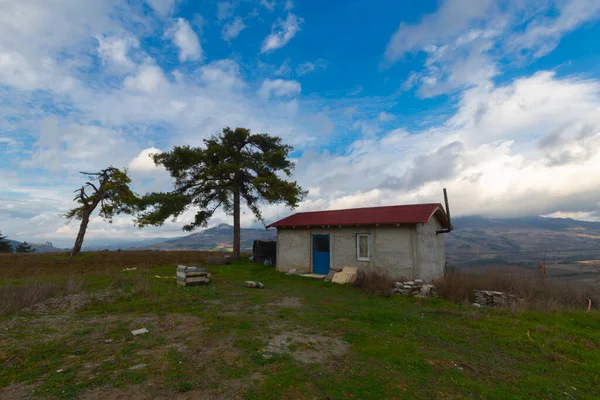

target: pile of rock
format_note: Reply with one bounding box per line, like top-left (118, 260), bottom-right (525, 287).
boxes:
top-left (392, 280), bottom-right (438, 299)
top-left (176, 265), bottom-right (211, 286)
top-left (473, 290), bottom-right (525, 308)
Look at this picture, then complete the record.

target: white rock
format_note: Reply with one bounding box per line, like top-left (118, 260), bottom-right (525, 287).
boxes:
top-left (131, 328), bottom-right (149, 336)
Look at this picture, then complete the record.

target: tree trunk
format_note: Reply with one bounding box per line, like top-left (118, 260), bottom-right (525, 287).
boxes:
top-left (71, 211), bottom-right (91, 256)
top-left (233, 187), bottom-right (241, 259)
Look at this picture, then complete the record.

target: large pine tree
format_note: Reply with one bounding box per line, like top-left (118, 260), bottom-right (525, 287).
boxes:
top-left (0, 231), bottom-right (13, 253)
top-left (137, 127), bottom-right (307, 258)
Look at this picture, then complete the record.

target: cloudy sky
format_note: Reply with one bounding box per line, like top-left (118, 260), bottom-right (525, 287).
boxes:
top-left (1, 0), bottom-right (600, 247)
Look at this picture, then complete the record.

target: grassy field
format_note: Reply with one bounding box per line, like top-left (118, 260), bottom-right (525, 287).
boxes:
top-left (0, 252), bottom-right (599, 399)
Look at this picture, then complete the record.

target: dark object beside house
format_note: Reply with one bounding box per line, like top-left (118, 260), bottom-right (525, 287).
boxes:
top-left (253, 240), bottom-right (277, 265)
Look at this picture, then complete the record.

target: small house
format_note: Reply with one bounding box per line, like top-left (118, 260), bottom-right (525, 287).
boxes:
top-left (266, 203), bottom-right (452, 280)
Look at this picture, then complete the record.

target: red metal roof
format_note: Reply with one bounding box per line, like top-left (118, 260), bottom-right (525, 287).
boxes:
top-left (266, 203), bottom-right (448, 229)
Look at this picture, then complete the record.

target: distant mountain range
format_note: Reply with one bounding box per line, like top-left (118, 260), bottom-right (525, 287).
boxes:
top-left (445, 216), bottom-right (600, 265)
top-left (83, 237), bottom-right (173, 251)
top-left (5, 240), bottom-right (67, 253)
top-left (126, 223), bottom-right (275, 252)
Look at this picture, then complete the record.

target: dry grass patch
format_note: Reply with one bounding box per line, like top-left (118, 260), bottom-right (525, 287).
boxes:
top-left (353, 267), bottom-right (397, 297)
top-left (0, 276), bottom-right (83, 316)
top-left (435, 269), bottom-right (600, 312)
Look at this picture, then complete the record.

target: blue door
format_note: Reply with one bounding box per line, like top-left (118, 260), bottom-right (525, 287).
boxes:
top-left (312, 235), bottom-right (330, 275)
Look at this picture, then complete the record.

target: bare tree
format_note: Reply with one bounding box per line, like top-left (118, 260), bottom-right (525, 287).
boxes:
top-left (64, 167), bottom-right (138, 256)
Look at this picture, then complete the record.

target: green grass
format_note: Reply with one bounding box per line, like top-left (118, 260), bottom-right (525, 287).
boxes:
top-left (1, 260), bottom-right (599, 399)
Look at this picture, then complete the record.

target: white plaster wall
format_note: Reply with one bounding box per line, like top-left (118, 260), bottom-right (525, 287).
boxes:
top-left (415, 218), bottom-right (446, 280)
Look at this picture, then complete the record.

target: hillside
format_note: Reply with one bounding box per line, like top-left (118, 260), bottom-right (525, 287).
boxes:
top-left (5, 239), bottom-right (66, 253)
top-left (83, 237), bottom-right (174, 251)
top-left (446, 216), bottom-right (600, 265)
top-left (0, 253), bottom-right (598, 399)
top-left (132, 223), bottom-right (276, 252)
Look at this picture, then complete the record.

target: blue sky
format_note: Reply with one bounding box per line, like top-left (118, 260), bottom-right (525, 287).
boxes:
top-left (1, 0), bottom-right (600, 247)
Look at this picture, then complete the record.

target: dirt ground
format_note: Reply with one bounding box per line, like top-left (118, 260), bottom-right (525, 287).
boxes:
top-left (2, 257), bottom-right (599, 399)
top-left (0, 286), bottom-right (349, 400)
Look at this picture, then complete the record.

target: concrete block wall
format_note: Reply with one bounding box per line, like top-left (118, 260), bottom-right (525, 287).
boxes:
top-left (416, 218), bottom-right (445, 280)
top-left (275, 222), bottom-right (447, 280)
top-left (275, 229), bottom-right (311, 272)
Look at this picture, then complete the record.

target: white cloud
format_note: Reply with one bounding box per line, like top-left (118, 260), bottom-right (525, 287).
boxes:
top-left (274, 59), bottom-right (292, 76)
top-left (287, 71), bottom-right (600, 222)
top-left (128, 148), bottom-right (162, 172)
top-left (295, 60), bottom-right (326, 76)
top-left (199, 59), bottom-right (245, 90)
top-left (384, 0), bottom-right (494, 63)
top-left (146, 0), bottom-right (179, 17)
top-left (260, 13), bottom-right (303, 53)
top-left (0, 0), bottom-right (324, 245)
top-left (353, 120), bottom-right (380, 137)
top-left (217, 1), bottom-right (234, 21)
top-left (509, 0), bottom-right (600, 59)
top-left (222, 16), bottom-right (246, 41)
top-left (22, 118), bottom-right (131, 172)
top-left (260, 0), bottom-right (277, 11)
top-left (123, 64), bottom-right (169, 93)
top-left (166, 18), bottom-right (202, 62)
top-left (97, 34), bottom-right (139, 71)
top-left (384, 0), bottom-right (600, 97)
top-left (296, 62), bottom-right (315, 76)
top-left (0, 0), bottom-right (119, 91)
top-left (192, 13), bottom-right (205, 33)
top-left (258, 79), bottom-right (301, 99)
top-left (378, 112), bottom-right (394, 122)
top-left (0, 137), bottom-right (20, 153)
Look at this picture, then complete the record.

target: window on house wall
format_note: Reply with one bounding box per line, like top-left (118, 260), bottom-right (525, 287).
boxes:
top-left (356, 233), bottom-right (370, 261)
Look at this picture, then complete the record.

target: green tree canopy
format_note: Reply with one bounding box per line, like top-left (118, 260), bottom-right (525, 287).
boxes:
top-left (15, 242), bottom-right (35, 253)
top-left (137, 127), bottom-right (307, 258)
top-left (0, 231), bottom-right (13, 253)
top-left (64, 167), bottom-right (139, 256)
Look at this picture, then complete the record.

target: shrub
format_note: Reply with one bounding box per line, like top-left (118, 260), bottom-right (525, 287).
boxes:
top-left (353, 267), bottom-right (395, 297)
top-left (0, 275), bottom-right (83, 316)
top-left (434, 269), bottom-right (600, 312)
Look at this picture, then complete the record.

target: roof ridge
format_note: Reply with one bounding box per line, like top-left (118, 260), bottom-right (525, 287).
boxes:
top-left (292, 202), bottom-right (442, 215)
top-left (266, 202), bottom-right (447, 229)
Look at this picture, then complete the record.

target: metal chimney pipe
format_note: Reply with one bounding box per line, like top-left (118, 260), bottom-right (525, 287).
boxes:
top-left (436, 188), bottom-right (454, 234)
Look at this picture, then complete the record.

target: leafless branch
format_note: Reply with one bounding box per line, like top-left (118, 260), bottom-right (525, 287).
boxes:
top-left (85, 181), bottom-right (99, 193)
